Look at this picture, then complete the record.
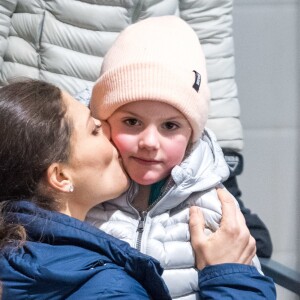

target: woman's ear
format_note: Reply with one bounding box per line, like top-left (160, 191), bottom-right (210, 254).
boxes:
top-left (47, 163), bottom-right (73, 193)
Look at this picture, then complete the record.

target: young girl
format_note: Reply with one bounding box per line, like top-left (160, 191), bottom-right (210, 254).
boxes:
top-left (87, 16), bottom-right (261, 299)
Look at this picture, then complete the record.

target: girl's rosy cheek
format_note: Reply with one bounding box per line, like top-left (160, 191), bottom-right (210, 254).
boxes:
top-left (112, 134), bottom-right (133, 155)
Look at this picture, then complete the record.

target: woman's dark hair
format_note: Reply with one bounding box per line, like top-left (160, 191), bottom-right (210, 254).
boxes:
top-left (0, 79), bottom-right (72, 248)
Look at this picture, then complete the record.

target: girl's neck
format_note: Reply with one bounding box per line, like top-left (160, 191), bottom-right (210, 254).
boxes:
top-left (132, 178), bottom-right (168, 212)
top-left (132, 185), bottom-right (151, 212)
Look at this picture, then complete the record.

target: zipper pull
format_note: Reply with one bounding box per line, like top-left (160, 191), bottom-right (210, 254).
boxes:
top-left (137, 211), bottom-right (147, 232)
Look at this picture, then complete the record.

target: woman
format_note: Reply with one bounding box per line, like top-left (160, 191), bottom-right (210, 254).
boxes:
top-left (0, 79), bottom-right (170, 300)
top-left (0, 79), bottom-right (275, 300)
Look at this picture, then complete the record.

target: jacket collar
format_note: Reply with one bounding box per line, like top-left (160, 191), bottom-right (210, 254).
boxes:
top-left (6, 200), bottom-right (171, 299)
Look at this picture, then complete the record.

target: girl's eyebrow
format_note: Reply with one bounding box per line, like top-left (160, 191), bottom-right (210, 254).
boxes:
top-left (117, 109), bottom-right (186, 121)
top-left (116, 109), bottom-right (138, 116)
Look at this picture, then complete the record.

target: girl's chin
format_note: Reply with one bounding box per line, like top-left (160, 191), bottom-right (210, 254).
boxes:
top-left (131, 174), bottom-right (166, 186)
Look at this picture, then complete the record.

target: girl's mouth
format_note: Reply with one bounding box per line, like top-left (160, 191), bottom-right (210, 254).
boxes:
top-left (132, 156), bottom-right (161, 165)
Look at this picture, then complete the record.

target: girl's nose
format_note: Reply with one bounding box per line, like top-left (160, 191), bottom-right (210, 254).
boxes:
top-left (138, 127), bottom-right (160, 150)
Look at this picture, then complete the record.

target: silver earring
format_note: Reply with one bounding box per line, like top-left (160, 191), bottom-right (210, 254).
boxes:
top-left (68, 184), bottom-right (74, 193)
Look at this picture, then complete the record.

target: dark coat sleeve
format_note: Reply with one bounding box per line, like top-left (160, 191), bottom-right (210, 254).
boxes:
top-left (223, 151), bottom-right (273, 258)
top-left (198, 264), bottom-right (276, 299)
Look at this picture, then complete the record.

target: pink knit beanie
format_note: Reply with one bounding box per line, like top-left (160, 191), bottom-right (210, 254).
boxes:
top-left (91, 16), bottom-right (210, 142)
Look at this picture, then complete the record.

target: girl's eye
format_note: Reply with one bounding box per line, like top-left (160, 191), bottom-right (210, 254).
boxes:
top-left (162, 122), bottom-right (179, 130)
top-left (92, 124), bottom-right (101, 136)
top-left (124, 118), bottom-right (140, 126)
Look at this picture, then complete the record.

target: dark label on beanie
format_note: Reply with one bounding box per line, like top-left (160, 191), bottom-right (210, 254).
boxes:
top-left (192, 70), bottom-right (201, 92)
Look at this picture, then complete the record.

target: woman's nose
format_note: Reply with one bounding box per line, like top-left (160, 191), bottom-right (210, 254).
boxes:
top-left (138, 127), bottom-right (160, 150)
top-left (101, 121), bottom-right (111, 139)
top-left (93, 118), bottom-right (111, 139)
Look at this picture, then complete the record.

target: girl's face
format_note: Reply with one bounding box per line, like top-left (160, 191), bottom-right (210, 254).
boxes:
top-left (62, 92), bottom-right (129, 210)
top-left (107, 101), bottom-right (192, 185)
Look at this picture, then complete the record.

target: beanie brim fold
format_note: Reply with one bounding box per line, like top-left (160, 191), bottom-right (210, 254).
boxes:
top-left (91, 62), bottom-right (209, 142)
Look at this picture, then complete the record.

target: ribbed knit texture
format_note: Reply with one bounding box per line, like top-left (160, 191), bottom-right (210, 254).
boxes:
top-left (91, 16), bottom-right (210, 142)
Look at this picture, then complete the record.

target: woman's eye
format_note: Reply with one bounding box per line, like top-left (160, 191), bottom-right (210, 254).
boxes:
top-left (124, 118), bottom-right (140, 126)
top-left (163, 122), bottom-right (179, 130)
top-left (92, 124), bottom-right (101, 135)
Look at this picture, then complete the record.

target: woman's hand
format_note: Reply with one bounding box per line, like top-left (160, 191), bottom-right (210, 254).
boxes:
top-left (189, 187), bottom-right (256, 270)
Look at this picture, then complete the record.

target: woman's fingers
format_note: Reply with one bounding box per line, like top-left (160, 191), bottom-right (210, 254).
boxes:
top-left (189, 206), bottom-right (206, 248)
top-left (189, 187), bottom-right (257, 270)
top-left (240, 234), bottom-right (257, 265)
top-left (217, 187), bottom-right (239, 227)
top-left (217, 187), bottom-right (255, 253)
top-left (189, 206), bottom-right (207, 269)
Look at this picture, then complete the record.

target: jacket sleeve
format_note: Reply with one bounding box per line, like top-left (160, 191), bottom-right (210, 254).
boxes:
top-left (198, 264), bottom-right (276, 299)
top-left (65, 268), bottom-right (151, 300)
top-left (223, 151), bottom-right (273, 258)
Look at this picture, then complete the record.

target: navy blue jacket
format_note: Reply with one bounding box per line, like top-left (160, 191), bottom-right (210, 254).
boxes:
top-left (0, 201), bottom-right (171, 300)
top-left (0, 201), bottom-right (276, 300)
top-left (199, 264), bottom-right (276, 299)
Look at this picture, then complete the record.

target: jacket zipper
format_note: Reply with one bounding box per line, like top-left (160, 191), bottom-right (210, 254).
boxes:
top-left (135, 177), bottom-right (175, 251)
top-left (136, 211), bottom-right (147, 251)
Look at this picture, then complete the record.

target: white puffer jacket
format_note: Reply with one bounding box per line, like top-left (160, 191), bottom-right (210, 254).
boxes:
top-left (0, 0), bottom-right (243, 151)
top-left (87, 129), bottom-right (254, 299)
